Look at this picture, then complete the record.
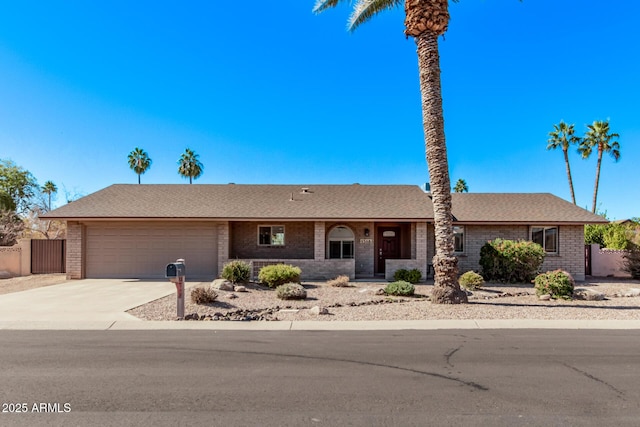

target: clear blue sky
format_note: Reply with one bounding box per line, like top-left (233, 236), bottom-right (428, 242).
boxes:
top-left (1, 1), bottom-right (638, 219)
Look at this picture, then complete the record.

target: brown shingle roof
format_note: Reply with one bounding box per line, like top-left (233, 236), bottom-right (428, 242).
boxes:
top-left (450, 193), bottom-right (607, 224)
top-left (43, 184), bottom-right (434, 221)
top-left (43, 185), bottom-right (607, 225)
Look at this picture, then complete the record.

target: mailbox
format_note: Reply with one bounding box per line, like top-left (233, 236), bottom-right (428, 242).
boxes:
top-left (166, 262), bottom-right (186, 278)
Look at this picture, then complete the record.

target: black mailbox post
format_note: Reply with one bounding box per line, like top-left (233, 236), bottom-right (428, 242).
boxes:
top-left (165, 259), bottom-right (186, 319)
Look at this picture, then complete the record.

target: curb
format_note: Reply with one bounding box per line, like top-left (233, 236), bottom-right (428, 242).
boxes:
top-left (2, 319), bottom-right (640, 331)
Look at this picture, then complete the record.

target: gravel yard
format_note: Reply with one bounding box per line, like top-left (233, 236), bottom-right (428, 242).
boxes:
top-left (127, 278), bottom-right (640, 322)
top-left (0, 274), bottom-right (68, 295)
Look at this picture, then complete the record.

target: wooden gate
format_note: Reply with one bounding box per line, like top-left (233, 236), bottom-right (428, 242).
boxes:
top-left (31, 240), bottom-right (66, 274)
top-left (584, 244), bottom-right (592, 276)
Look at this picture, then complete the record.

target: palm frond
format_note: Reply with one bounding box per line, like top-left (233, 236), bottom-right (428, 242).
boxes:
top-left (348, 0), bottom-right (402, 31)
top-left (313, 0), bottom-right (346, 14)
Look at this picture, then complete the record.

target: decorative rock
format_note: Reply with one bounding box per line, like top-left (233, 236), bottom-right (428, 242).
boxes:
top-left (375, 289), bottom-right (385, 295)
top-left (234, 285), bottom-right (247, 292)
top-left (573, 288), bottom-right (605, 301)
top-left (211, 279), bottom-right (234, 291)
top-left (309, 306), bottom-right (329, 315)
top-left (625, 288), bottom-right (640, 297)
top-left (228, 293), bottom-right (238, 299)
top-left (538, 294), bottom-right (551, 301)
top-left (0, 271), bottom-right (11, 279)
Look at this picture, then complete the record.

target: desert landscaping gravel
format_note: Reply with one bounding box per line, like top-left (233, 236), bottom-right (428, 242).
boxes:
top-left (2, 274), bottom-right (638, 322)
top-left (126, 278), bottom-right (640, 322)
top-left (0, 273), bottom-right (67, 295)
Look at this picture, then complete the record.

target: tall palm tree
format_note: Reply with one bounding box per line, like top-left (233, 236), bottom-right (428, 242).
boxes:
top-left (453, 178), bottom-right (468, 193)
top-left (547, 121), bottom-right (580, 205)
top-left (178, 148), bottom-right (204, 184)
top-left (41, 180), bottom-right (57, 211)
top-left (578, 120), bottom-right (620, 213)
top-left (314, 0), bottom-right (469, 303)
top-left (127, 147), bottom-right (152, 184)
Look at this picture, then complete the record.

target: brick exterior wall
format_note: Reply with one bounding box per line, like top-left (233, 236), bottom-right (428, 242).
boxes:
top-left (229, 221), bottom-right (314, 259)
top-left (450, 224), bottom-right (586, 281)
top-left (240, 259), bottom-right (355, 281)
top-left (385, 222), bottom-right (428, 280)
top-left (228, 220), bottom-right (429, 281)
top-left (66, 221), bottom-right (84, 279)
top-left (217, 222), bottom-right (230, 277)
top-left (326, 221), bottom-right (375, 278)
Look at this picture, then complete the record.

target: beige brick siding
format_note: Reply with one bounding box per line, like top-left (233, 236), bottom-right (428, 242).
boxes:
top-left (239, 259), bottom-right (355, 281)
top-left (385, 222), bottom-right (428, 281)
top-left (326, 221), bottom-right (374, 278)
top-left (66, 221), bottom-right (84, 279)
top-left (217, 222), bottom-right (230, 277)
top-left (314, 222), bottom-right (325, 260)
top-left (449, 224), bottom-right (585, 281)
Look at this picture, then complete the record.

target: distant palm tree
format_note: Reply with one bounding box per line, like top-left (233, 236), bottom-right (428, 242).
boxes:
top-left (41, 181), bottom-right (57, 211)
top-left (127, 147), bottom-right (152, 184)
top-left (453, 179), bottom-right (468, 193)
top-left (547, 121), bottom-right (580, 205)
top-left (178, 148), bottom-right (204, 184)
top-left (578, 120), bottom-right (620, 213)
top-left (314, 0), bottom-right (473, 304)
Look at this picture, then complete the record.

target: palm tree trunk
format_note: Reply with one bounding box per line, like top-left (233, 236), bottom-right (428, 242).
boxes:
top-left (138, 174), bottom-right (141, 184)
top-left (563, 149), bottom-right (576, 205)
top-left (415, 32), bottom-right (467, 304)
top-left (592, 149), bottom-right (603, 213)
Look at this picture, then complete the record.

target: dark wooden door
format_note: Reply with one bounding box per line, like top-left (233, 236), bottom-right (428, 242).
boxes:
top-left (377, 227), bottom-right (400, 274)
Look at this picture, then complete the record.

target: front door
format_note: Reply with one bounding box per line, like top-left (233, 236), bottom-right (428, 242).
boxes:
top-left (377, 227), bottom-right (400, 274)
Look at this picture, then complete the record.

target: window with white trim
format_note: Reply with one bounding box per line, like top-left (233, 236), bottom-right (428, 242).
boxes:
top-left (531, 226), bottom-right (558, 253)
top-left (258, 225), bottom-right (285, 246)
top-left (453, 226), bottom-right (465, 253)
top-left (328, 226), bottom-right (354, 259)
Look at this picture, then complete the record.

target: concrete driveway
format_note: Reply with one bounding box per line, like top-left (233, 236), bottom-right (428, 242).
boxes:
top-left (0, 279), bottom-right (193, 323)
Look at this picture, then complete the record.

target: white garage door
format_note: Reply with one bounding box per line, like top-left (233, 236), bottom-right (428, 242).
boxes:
top-left (86, 222), bottom-right (218, 279)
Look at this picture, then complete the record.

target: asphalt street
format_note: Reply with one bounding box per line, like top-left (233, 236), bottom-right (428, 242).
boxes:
top-left (1, 329), bottom-right (639, 426)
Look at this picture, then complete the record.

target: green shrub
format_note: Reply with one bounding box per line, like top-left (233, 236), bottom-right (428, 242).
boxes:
top-left (458, 271), bottom-right (484, 290)
top-left (603, 224), bottom-right (634, 250)
top-left (534, 270), bottom-right (575, 300)
top-left (393, 268), bottom-right (422, 284)
top-left (258, 264), bottom-right (301, 288)
top-left (190, 286), bottom-right (218, 304)
top-left (327, 275), bottom-right (351, 287)
top-left (221, 260), bottom-right (251, 284)
top-left (584, 223), bottom-right (607, 247)
top-left (622, 247), bottom-right (640, 279)
top-left (275, 282), bottom-right (307, 300)
top-left (479, 238), bottom-right (545, 283)
top-left (384, 281), bottom-right (415, 296)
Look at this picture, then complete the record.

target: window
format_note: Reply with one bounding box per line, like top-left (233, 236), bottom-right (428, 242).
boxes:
top-left (453, 226), bottom-right (464, 253)
top-left (531, 226), bottom-right (558, 253)
top-left (328, 226), bottom-right (354, 259)
top-left (258, 225), bottom-right (285, 246)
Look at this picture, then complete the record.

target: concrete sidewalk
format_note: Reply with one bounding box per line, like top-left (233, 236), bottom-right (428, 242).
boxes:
top-left (1, 319), bottom-right (640, 331)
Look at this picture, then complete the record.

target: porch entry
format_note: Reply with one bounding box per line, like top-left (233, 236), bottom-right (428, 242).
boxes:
top-left (377, 226), bottom-right (400, 274)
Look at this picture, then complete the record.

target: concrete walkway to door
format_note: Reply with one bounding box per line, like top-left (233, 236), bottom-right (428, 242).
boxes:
top-left (0, 279), bottom-right (197, 324)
